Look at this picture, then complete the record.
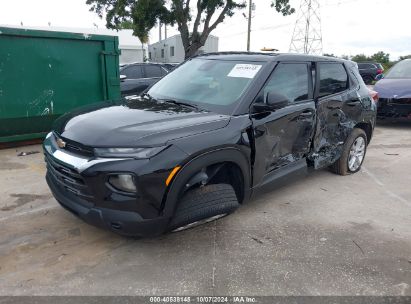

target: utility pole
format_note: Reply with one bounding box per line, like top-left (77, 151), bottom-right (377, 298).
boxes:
top-left (159, 22), bottom-right (162, 41)
top-left (246, 0), bottom-right (252, 51)
top-left (289, 0), bottom-right (323, 55)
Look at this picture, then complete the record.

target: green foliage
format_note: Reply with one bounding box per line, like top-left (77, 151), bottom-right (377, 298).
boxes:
top-left (349, 51), bottom-right (393, 69)
top-left (350, 54), bottom-right (369, 62)
top-left (118, 20), bottom-right (133, 29)
top-left (271, 0), bottom-right (295, 16)
top-left (131, 0), bottom-right (168, 44)
top-left (86, 0), bottom-right (167, 44)
top-left (86, 0), bottom-right (246, 58)
top-left (399, 55), bottom-right (411, 60)
top-left (370, 51), bottom-right (390, 64)
top-left (87, 0), bottom-right (295, 58)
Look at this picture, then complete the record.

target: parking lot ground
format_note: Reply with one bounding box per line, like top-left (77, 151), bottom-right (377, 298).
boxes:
top-left (0, 122), bottom-right (410, 296)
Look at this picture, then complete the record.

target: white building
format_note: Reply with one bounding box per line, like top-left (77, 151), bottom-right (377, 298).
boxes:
top-left (111, 29), bottom-right (145, 64)
top-left (4, 26), bottom-right (145, 64)
top-left (148, 34), bottom-right (218, 63)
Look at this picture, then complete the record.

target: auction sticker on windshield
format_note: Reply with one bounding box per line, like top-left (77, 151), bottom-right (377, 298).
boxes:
top-left (227, 64), bottom-right (262, 78)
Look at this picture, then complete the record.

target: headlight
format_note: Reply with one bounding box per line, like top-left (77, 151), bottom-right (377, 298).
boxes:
top-left (108, 174), bottom-right (137, 193)
top-left (94, 146), bottom-right (167, 158)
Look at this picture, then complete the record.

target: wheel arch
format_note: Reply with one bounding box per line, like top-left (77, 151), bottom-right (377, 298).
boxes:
top-left (161, 147), bottom-right (251, 218)
top-left (354, 122), bottom-right (373, 144)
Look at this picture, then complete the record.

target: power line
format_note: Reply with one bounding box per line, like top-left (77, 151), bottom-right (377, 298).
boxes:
top-left (322, 0), bottom-right (358, 7)
top-left (219, 22), bottom-right (292, 38)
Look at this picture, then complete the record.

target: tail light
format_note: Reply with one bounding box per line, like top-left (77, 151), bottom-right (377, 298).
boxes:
top-left (377, 69), bottom-right (383, 74)
top-left (368, 89), bottom-right (379, 103)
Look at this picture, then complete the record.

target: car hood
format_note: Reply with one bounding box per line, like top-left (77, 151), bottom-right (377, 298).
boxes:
top-left (374, 78), bottom-right (411, 99)
top-left (54, 98), bottom-right (230, 147)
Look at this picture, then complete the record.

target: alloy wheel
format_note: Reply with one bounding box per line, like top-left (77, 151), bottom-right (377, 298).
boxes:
top-left (348, 136), bottom-right (366, 171)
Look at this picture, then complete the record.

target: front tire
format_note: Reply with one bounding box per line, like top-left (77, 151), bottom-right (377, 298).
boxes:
top-left (168, 184), bottom-right (239, 232)
top-left (330, 128), bottom-right (367, 176)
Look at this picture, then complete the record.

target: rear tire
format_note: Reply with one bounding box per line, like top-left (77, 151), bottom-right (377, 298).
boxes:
top-left (168, 184), bottom-right (239, 232)
top-left (330, 128), bottom-right (367, 176)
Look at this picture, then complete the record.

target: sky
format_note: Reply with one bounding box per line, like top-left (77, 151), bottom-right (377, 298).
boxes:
top-left (1, 0), bottom-right (410, 60)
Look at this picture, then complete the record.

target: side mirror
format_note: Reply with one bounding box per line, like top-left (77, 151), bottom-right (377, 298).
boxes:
top-left (266, 92), bottom-right (289, 109)
top-left (375, 74), bottom-right (384, 81)
top-left (253, 92), bottom-right (289, 113)
top-left (120, 74), bottom-right (127, 81)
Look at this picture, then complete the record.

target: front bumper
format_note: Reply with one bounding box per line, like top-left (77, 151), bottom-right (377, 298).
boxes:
top-left (46, 173), bottom-right (169, 237)
top-left (43, 132), bottom-right (173, 237)
top-left (378, 98), bottom-right (411, 119)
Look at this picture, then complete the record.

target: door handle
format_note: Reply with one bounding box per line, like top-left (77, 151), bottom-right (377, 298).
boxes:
top-left (300, 111), bottom-right (313, 117)
top-left (326, 105), bottom-right (342, 110)
top-left (346, 100), bottom-right (361, 106)
top-left (298, 111), bottom-right (314, 119)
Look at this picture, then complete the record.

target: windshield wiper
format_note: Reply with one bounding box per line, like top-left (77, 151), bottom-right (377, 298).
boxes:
top-left (141, 94), bottom-right (203, 111)
top-left (158, 98), bottom-right (200, 110)
top-left (141, 92), bottom-right (153, 99)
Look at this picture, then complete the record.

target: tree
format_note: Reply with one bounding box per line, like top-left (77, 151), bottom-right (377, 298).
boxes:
top-left (370, 51), bottom-right (390, 65)
top-left (86, 0), bottom-right (295, 59)
top-left (271, 0), bottom-right (295, 16)
top-left (350, 51), bottom-right (393, 69)
top-left (351, 54), bottom-right (369, 62)
top-left (351, 52), bottom-right (391, 64)
top-left (399, 55), bottom-right (411, 61)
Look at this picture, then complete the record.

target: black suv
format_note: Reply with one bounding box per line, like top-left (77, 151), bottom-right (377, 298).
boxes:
top-left (357, 62), bottom-right (384, 84)
top-left (120, 63), bottom-right (170, 96)
top-left (44, 53), bottom-right (377, 237)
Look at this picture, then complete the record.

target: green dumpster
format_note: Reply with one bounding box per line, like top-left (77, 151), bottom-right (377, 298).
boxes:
top-left (0, 27), bottom-right (121, 143)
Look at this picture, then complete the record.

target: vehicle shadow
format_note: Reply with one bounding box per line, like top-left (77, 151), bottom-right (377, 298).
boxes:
top-left (145, 168), bottom-right (335, 242)
top-left (377, 119), bottom-right (411, 129)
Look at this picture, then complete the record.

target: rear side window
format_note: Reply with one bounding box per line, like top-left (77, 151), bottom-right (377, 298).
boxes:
top-left (263, 63), bottom-right (309, 103)
top-left (144, 65), bottom-right (163, 78)
top-left (161, 67), bottom-right (168, 76)
top-left (121, 66), bottom-right (143, 79)
top-left (318, 63), bottom-right (348, 98)
top-left (358, 63), bottom-right (377, 69)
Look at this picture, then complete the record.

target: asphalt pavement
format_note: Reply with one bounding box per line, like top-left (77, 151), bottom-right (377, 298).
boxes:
top-left (0, 122), bottom-right (410, 296)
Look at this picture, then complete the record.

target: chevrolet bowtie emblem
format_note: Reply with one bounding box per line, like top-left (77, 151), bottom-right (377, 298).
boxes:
top-left (56, 138), bottom-right (66, 149)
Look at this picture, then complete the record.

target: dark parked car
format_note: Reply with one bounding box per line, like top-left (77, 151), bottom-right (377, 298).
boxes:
top-left (163, 63), bottom-right (179, 71)
top-left (374, 59), bottom-right (411, 120)
top-left (357, 62), bottom-right (384, 84)
top-left (120, 63), bottom-right (171, 96)
top-left (44, 53), bottom-right (377, 237)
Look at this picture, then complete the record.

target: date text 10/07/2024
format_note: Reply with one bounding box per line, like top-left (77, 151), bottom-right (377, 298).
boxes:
top-left (149, 296), bottom-right (257, 303)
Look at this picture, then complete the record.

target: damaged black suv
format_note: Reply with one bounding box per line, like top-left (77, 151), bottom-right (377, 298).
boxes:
top-left (44, 53), bottom-right (377, 237)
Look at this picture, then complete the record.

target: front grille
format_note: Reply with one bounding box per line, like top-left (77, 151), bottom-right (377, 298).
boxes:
top-left (64, 141), bottom-right (94, 157)
top-left (45, 154), bottom-right (94, 200)
top-left (65, 143), bottom-right (93, 157)
top-left (379, 98), bottom-right (411, 105)
top-left (53, 133), bottom-right (94, 157)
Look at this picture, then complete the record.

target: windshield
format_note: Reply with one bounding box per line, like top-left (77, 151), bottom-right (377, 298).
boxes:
top-left (147, 58), bottom-right (265, 114)
top-left (385, 60), bottom-right (411, 79)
